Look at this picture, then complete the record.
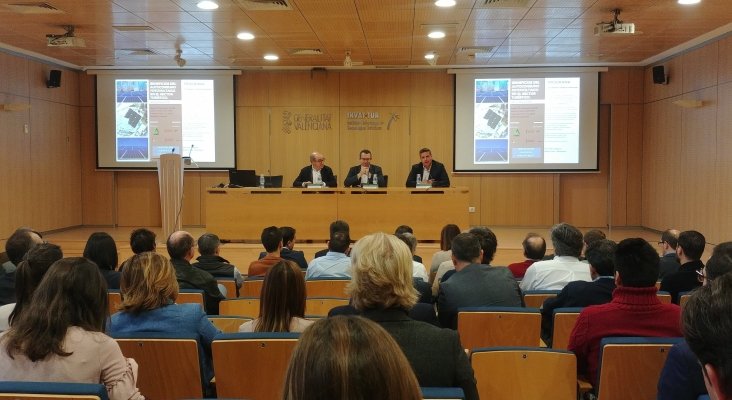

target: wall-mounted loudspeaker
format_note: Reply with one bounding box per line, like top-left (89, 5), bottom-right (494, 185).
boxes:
top-left (47, 70), bottom-right (62, 88)
top-left (652, 65), bottom-right (667, 85)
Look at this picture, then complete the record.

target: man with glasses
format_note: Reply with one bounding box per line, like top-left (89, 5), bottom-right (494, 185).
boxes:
top-left (344, 149), bottom-right (386, 187)
top-left (293, 151), bottom-right (337, 188)
top-left (658, 229), bottom-right (681, 279)
top-left (660, 230), bottom-right (705, 304)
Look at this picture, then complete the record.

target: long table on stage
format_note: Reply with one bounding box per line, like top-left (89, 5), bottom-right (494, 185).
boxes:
top-left (205, 187), bottom-right (470, 241)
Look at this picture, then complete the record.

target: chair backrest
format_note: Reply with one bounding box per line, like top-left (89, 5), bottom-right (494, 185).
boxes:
top-left (0, 382), bottom-right (108, 400)
top-left (217, 278), bottom-right (238, 298)
top-left (219, 297), bottom-right (260, 317)
top-left (177, 289), bottom-right (205, 307)
top-left (113, 333), bottom-right (203, 400)
top-left (656, 291), bottom-right (672, 304)
top-left (596, 337), bottom-right (683, 400)
top-left (679, 291), bottom-right (692, 308)
top-left (241, 277), bottom-right (265, 298)
top-left (470, 347), bottom-right (576, 400)
top-left (522, 290), bottom-right (560, 308)
top-left (305, 297), bottom-right (350, 317)
top-left (305, 278), bottom-right (350, 298)
top-left (208, 315), bottom-right (253, 333)
top-left (107, 290), bottom-right (122, 315)
top-left (212, 332), bottom-right (300, 400)
top-left (420, 387), bottom-right (465, 399)
top-left (551, 307), bottom-right (583, 350)
top-left (457, 307), bottom-right (541, 351)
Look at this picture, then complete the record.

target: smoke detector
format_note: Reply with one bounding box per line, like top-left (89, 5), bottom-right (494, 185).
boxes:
top-left (46, 25), bottom-right (85, 47)
top-left (594, 9), bottom-right (636, 36)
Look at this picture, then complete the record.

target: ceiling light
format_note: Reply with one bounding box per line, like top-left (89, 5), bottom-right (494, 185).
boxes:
top-left (196, 1), bottom-right (219, 10)
top-left (428, 31), bottom-right (446, 39)
top-left (424, 53), bottom-right (436, 60)
top-left (435, 0), bottom-right (456, 7)
top-left (237, 32), bottom-right (255, 40)
top-left (677, 0), bottom-right (700, 4)
top-left (263, 54), bottom-right (279, 61)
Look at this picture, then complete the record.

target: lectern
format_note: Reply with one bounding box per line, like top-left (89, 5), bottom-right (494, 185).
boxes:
top-left (157, 153), bottom-right (184, 240)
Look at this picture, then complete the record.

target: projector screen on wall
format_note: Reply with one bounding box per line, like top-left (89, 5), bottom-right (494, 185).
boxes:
top-left (94, 70), bottom-right (237, 169)
top-left (452, 68), bottom-right (600, 172)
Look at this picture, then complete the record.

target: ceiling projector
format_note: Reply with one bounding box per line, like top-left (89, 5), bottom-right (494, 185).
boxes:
top-left (594, 9), bottom-right (635, 36)
top-left (46, 25), bottom-right (85, 47)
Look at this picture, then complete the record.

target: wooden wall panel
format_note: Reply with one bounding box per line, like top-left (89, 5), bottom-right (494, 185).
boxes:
top-left (682, 42), bottom-right (718, 93)
top-left (0, 52), bottom-right (29, 96)
top-left (267, 71), bottom-right (339, 106)
top-left (182, 172), bottom-right (202, 226)
top-left (199, 171), bottom-right (228, 226)
top-left (0, 92), bottom-right (32, 238)
top-left (340, 71), bottom-right (411, 106)
top-left (714, 82), bottom-right (732, 243)
top-left (480, 175), bottom-right (555, 226)
top-left (628, 68), bottom-right (645, 104)
top-left (645, 57), bottom-right (683, 103)
top-left (80, 106), bottom-right (115, 225)
top-left (79, 73), bottom-right (95, 107)
top-left (626, 104), bottom-right (643, 225)
top-left (236, 71), bottom-right (269, 107)
top-left (410, 71), bottom-right (454, 106)
top-left (600, 68), bottom-right (629, 105)
top-left (408, 106), bottom-right (454, 173)
top-left (610, 105), bottom-right (629, 226)
top-left (116, 172), bottom-right (161, 227)
top-left (62, 104), bottom-right (82, 226)
top-left (235, 107), bottom-right (272, 173)
top-left (451, 175), bottom-right (481, 227)
top-left (720, 36), bottom-right (732, 84)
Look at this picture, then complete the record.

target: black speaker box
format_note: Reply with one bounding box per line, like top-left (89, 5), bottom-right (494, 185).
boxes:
top-left (652, 65), bottom-right (667, 85)
top-left (47, 70), bottom-right (62, 88)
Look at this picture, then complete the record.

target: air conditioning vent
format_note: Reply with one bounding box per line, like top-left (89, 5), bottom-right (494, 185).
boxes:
top-left (288, 48), bottom-right (323, 55)
top-left (236, 0), bottom-right (292, 11)
top-left (481, 0), bottom-right (532, 7)
top-left (113, 25), bottom-right (155, 32)
top-left (116, 48), bottom-right (160, 56)
top-left (2, 2), bottom-right (63, 14)
top-left (458, 46), bottom-right (494, 54)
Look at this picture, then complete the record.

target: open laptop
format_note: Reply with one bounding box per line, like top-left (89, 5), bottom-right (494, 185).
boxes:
top-left (228, 169), bottom-right (258, 187)
top-left (263, 175), bottom-right (283, 188)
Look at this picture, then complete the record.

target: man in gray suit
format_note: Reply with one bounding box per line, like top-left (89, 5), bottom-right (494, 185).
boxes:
top-left (437, 232), bottom-right (522, 329)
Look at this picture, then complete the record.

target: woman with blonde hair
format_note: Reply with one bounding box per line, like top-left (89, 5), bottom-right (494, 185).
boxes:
top-left (108, 252), bottom-right (219, 389)
top-left (283, 316), bottom-right (421, 400)
top-left (346, 232), bottom-right (478, 400)
top-left (239, 260), bottom-right (312, 332)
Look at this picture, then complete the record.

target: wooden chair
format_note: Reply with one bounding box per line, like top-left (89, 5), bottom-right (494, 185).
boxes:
top-left (0, 382), bottom-right (108, 400)
top-left (241, 276), bottom-right (265, 297)
top-left (421, 387), bottom-right (465, 399)
top-left (656, 291), bottom-right (672, 304)
top-left (212, 332), bottom-right (300, 400)
top-left (112, 333), bottom-right (203, 400)
top-left (551, 307), bottom-right (583, 350)
top-left (522, 289), bottom-right (560, 308)
top-left (305, 278), bottom-right (350, 298)
top-left (457, 307), bottom-right (541, 351)
top-left (208, 315), bottom-right (252, 333)
top-left (219, 297), bottom-right (260, 317)
top-left (305, 297), bottom-right (350, 316)
top-left (594, 337), bottom-right (683, 400)
top-left (679, 291), bottom-right (692, 307)
top-left (217, 277), bottom-right (238, 298)
top-left (177, 289), bottom-right (205, 307)
top-left (107, 290), bottom-right (122, 315)
top-left (471, 347), bottom-right (576, 400)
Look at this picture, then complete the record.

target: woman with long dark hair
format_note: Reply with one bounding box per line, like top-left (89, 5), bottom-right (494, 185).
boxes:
top-left (83, 232), bottom-right (121, 289)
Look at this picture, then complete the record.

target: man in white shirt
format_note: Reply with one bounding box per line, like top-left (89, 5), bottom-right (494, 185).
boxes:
top-left (520, 222), bottom-right (591, 291)
top-left (306, 232), bottom-right (351, 279)
top-left (396, 232), bottom-right (429, 282)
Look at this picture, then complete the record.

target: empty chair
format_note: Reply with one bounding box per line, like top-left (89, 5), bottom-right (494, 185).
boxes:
top-left (551, 307), bottom-right (583, 350)
top-left (176, 289), bottom-right (205, 307)
top-left (0, 382), bottom-right (108, 400)
top-left (522, 289), bottom-right (560, 308)
top-left (305, 277), bottom-right (350, 298)
top-left (305, 297), bottom-right (350, 317)
top-left (679, 291), bottom-right (692, 307)
top-left (208, 315), bottom-right (253, 333)
top-left (594, 337), bottom-right (683, 400)
top-left (657, 290), bottom-right (672, 304)
top-left (107, 290), bottom-right (122, 315)
top-left (457, 307), bottom-right (541, 350)
top-left (219, 297), bottom-right (260, 317)
top-left (217, 278), bottom-right (238, 298)
top-left (241, 276), bottom-right (265, 297)
top-left (212, 332), bottom-right (300, 400)
top-left (471, 348), bottom-right (576, 400)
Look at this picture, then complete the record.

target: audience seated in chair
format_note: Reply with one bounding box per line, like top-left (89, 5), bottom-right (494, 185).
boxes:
top-left (313, 220), bottom-right (350, 260)
top-left (521, 223), bottom-right (592, 291)
top-left (83, 232), bottom-right (121, 290)
top-left (119, 228), bottom-right (156, 272)
top-left (660, 230), bottom-right (705, 304)
top-left (167, 231), bottom-right (225, 315)
top-left (395, 225), bottom-right (423, 263)
top-left (1, 228), bottom-right (44, 307)
top-left (657, 229), bottom-right (681, 280)
top-left (259, 226), bottom-right (308, 270)
top-left (507, 232), bottom-right (546, 279)
top-left (396, 232), bottom-right (429, 282)
top-left (248, 226), bottom-right (283, 277)
top-left (192, 233), bottom-right (243, 289)
top-left (306, 232), bottom-right (351, 279)
top-left (429, 224), bottom-right (461, 284)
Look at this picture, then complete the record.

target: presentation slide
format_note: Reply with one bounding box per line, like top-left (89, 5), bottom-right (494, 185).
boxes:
top-left (96, 71), bottom-right (236, 169)
top-left (454, 69), bottom-right (599, 172)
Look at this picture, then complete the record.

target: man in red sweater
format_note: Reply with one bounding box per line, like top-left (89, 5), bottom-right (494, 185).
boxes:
top-left (568, 237), bottom-right (682, 388)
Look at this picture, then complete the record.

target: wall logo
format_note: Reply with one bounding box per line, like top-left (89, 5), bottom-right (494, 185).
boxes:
top-left (281, 111), bottom-right (332, 134)
top-left (346, 111), bottom-right (400, 131)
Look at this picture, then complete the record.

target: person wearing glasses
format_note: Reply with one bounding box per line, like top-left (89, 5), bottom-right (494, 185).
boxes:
top-left (344, 149), bottom-right (386, 187)
top-left (658, 229), bottom-right (681, 279)
top-left (293, 151), bottom-right (337, 188)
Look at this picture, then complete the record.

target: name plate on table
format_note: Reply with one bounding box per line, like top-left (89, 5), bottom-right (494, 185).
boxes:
top-left (416, 183), bottom-right (432, 189)
top-left (306, 183), bottom-right (326, 188)
top-left (361, 184), bottom-right (378, 189)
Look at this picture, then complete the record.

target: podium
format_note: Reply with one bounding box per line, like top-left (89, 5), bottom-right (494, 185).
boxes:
top-left (157, 154), bottom-right (184, 240)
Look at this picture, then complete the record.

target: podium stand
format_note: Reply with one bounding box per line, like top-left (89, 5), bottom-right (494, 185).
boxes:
top-left (157, 154), bottom-right (184, 241)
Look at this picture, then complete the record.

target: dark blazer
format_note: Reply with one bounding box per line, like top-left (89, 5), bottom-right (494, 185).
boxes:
top-left (657, 341), bottom-right (708, 400)
top-left (344, 164), bottom-right (386, 187)
top-left (406, 160), bottom-right (450, 187)
top-left (258, 247), bottom-right (308, 270)
top-left (171, 258), bottom-right (225, 315)
top-left (292, 165), bottom-right (337, 187)
top-left (660, 259), bottom-right (703, 304)
top-left (540, 277), bottom-right (615, 345)
top-left (658, 252), bottom-right (681, 280)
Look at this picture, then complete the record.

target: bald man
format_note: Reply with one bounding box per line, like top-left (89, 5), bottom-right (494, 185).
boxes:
top-left (167, 230), bottom-right (225, 315)
top-left (292, 151), bottom-right (337, 187)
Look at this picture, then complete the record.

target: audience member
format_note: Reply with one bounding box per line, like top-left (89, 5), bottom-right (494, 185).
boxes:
top-left (305, 232), bottom-right (351, 279)
top-left (345, 232), bottom-right (478, 399)
top-left (248, 226), bottom-right (283, 277)
top-left (658, 229), bottom-right (681, 279)
top-left (0, 258), bottom-right (143, 400)
top-left (508, 233), bottom-right (546, 279)
top-left (582, 229), bottom-right (606, 255)
top-left (313, 220), bottom-right (350, 259)
top-left (167, 231), bottom-right (224, 314)
top-left (259, 226), bottom-right (308, 269)
top-left (395, 225), bottom-right (423, 263)
top-left (568, 238), bottom-right (681, 388)
top-left (432, 226), bottom-right (499, 296)
top-left (0, 243), bottom-right (62, 331)
top-left (396, 232), bottom-right (429, 282)
top-left (83, 232), bottom-right (121, 289)
top-left (430, 224), bottom-right (461, 283)
top-left (292, 151), bottom-right (337, 188)
top-left (437, 233), bottom-right (522, 329)
top-left (661, 230), bottom-right (705, 303)
top-left (540, 239), bottom-right (617, 346)
top-left (192, 233), bottom-right (243, 290)
top-left (520, 223), bottom-right (591, 291)
top-left (239, 260), bottom-right (313, 332)
top-left (282, 316), bottom-right (421, 400)
top-left (119, 228), bottom-right (156, 271)
top-left (1, 228), bottom-right (43, 306)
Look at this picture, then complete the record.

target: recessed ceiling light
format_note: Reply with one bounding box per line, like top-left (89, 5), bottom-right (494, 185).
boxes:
top-left (197, 1), bottom-right (219, 10)
top-left (263, 54), bottom-right (279, 61)
top-left (435, 0), bottom-right (456, 7)
top-left (677, 0), bottom-right (700, 4)
top-left (237, 32), bottom-right (255, 40)
top-left (424, 53), bottom-right (436, 60)
top-left (428, 31), bottom-right (446, 39)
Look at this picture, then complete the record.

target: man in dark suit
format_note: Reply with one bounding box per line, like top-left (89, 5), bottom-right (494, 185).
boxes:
top-left (258, 226), bottom-right (308, 269)
top-left (405, 147), bottom-right (450, 187)
top-left (292, 151), bottom-right (337, 187)
top-left (660, 230), bottom-right (705, 303)
top-left (344, 149), bottom-right (386, 187)
top-left (658, 229), bottom-right (681, 279)
top-left (540, 239), bottom-right (617, 346)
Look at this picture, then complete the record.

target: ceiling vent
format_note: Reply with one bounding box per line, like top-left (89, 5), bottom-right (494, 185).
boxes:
top-left (480, 0), bottom-right (532, 7)
top-left (459, 46), bottom-right (494, 59)
top-left (116, 48), bottom-right (160, 57)
top-left (113, 25), bottom-right (155, 32)
top-left (236, 0), bottom-right (292, 11)
top-left (288, 48), bottom-right (323, 55)
top-left (2, 2), bottom-right (63, 14)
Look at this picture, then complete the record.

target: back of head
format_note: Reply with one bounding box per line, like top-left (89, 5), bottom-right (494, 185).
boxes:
top-left (83, 232), bottom-right (118, 271)
top-left (328, 231), bottom-right (351, 254)
top-left (394, 225), bottom-right (413, 235)
top-left (256, 260), bottom-right (305, 332)
top-left (451, 233), bottom-right (481, 264)
top-left (3, 257), bottom-right (108, 362)
top-left (683, 273), bottom-right (732, 398)
top-left (678, 230), bottom-right (706, 261)
top-left (5, 227), bottom-right (42, 265)
top-left (614, 238), bottom-right (660, 287)
top-left (348, 232), bottom-right (417, 311)
top-left (585, 239), bottom-right (617, 276)
top-left (283, 316), bottom-right (421, 400)
top-left (197, 233), bottom-right (220, 256)
top-left (130, 228), bottom-right (156, 254)
top-left (522, 233), bottom-right (546, 260)
top-left (166, 231), bottom-right (194, 260)
top-left (120, 252), bottom-right (179, 314)
top-left (583, 229), bottom-right (606, 247)
top-left (440, 224), bottom-right (461, 251)
top-left (706, 242), bottom-right (732, 280)
top-left (329, 220), bottom-right (350, 236)
top-left (396, 232), bottom-right (417, 255)
top-left (280, 227), bottom-right (296, 246)
top-left (469, 226), bottom-right (497, 264)
top-left (661, 229), bottom-right (680, 250)
top-left (261, 226), bottom-right (282, 253)
top-left (10, 243), bottom-right (63, 325)
top-left (551, 223), bottom-right (584, 258)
